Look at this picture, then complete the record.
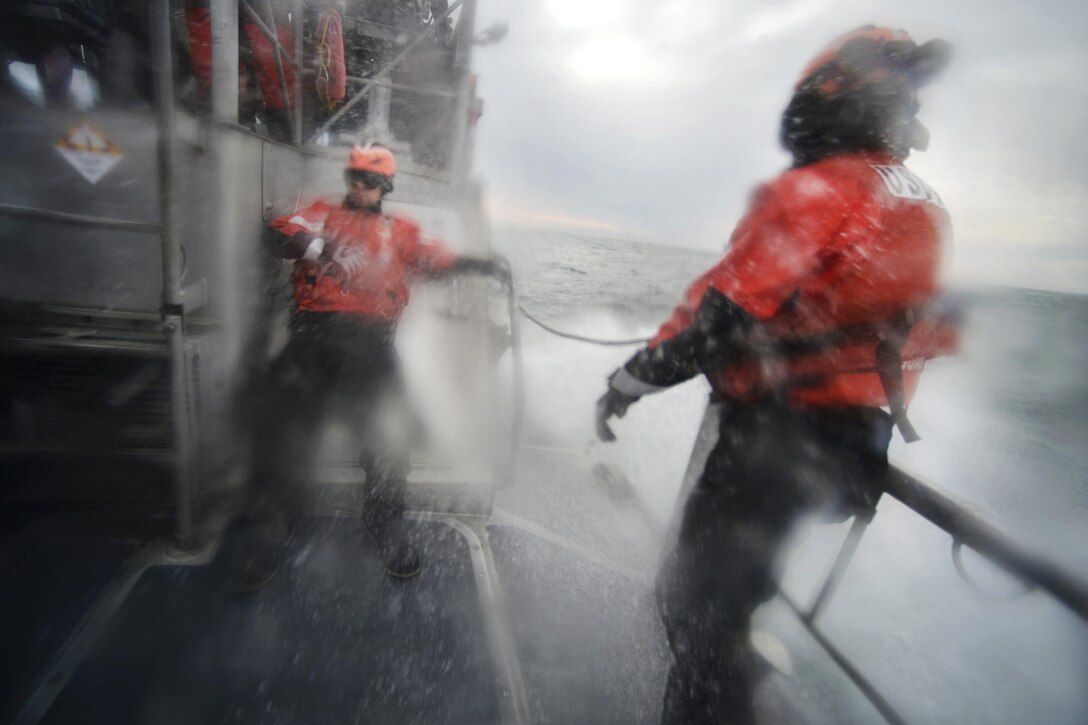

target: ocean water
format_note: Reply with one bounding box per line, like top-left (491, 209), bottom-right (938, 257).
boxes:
top-left (495, 226), bottom-right (1088, 570)
top-left (493, 226), bottom-right (1088, 724)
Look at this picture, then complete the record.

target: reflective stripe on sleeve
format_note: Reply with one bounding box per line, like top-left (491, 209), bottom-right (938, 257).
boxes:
top-left (302, 236), bottom-right (326, 261)
top-left (612, 368), bottom-right (668, 398)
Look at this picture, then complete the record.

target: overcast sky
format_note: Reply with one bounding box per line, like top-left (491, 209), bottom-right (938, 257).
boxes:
top-left (468, 0), bottom-right (1088, 294)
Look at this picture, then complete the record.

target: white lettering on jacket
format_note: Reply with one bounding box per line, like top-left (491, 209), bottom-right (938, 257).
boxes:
top-left (870, 165), bottom-right (946, 209)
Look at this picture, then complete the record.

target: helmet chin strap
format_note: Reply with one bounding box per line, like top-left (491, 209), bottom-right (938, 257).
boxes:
top-left (909, 118), bottom-right (930, 152)
top-left (344, 195), bottom-right (382, 214)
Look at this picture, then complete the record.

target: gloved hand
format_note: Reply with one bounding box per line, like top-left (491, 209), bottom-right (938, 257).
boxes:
top-left (489, 256), bottom-right (513, 286)
top-left (447, 255), bottom-right (512, 286)
top-left (323, 242), bottom-right (367, 277)
top-left (596, 375), bottom-right (640, 442)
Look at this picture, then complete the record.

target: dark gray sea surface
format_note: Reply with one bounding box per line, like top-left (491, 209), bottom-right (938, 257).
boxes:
top-left (494, 226), bottom-right (1088, 725)
top-left (498, 226), bottom-right (720, 327)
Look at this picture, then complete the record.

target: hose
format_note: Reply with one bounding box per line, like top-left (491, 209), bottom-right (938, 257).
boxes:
top-left (516, 304), bottom-right (650, 347)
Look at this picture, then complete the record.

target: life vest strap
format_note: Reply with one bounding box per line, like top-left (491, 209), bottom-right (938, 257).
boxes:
top-left (769, 308), bottom-right (923, 442)
top-left (875, 336), bottom-right (920, 442)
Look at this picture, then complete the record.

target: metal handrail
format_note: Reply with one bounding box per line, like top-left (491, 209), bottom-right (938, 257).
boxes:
top-left (780, 464), bottom-right (1088, 724)
top-left (491, 253), bottom-right (523, 491)
top-left (789, 466), bottom-right (1088, 627)
top-left (343, 75), bottom-right (462, 100)
top-left (882, 467), bottom-right (1088, 621)
top-left (0, 203), bottom-right (161, 235)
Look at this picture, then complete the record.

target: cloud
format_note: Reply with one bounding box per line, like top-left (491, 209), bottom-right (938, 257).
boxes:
top-left (545, 0), bottom-right (622, 31)
top-left (473, 0), bottom-right (1088, 292)
top-left (741, 0), bottom-right (838, 42)
top-left (568, 34), bottom-right (678, 88)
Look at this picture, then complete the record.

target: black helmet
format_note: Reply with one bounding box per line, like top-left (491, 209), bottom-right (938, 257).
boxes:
top-left (780, 26), bottom-right (953, 166)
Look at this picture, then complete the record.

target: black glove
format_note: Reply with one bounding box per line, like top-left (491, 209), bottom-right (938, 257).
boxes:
top-left (596, 376), bottom-right (640, 442)
top-left (489, 256), bottom-right (513, 286)
top-left (447, 255), bottom-right (512, 286)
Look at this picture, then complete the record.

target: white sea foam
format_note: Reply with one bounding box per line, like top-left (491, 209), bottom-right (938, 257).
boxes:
top-left (495, 226), bottom-right (1088, 724)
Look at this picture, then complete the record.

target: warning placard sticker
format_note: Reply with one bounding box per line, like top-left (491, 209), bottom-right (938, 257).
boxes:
top-left (55, 120), bottom-right (123, 184)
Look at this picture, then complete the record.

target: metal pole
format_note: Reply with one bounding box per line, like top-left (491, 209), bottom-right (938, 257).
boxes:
top-left (365, 73), bottom-right (394, 143)
top-left (308, 0), bottom-right (465, 144)
top-left (211, 0), bottom-right (239, 123)
top-left (447, 0), bottom-right (476, 180)
top-left (240, 0), bottom-right (299, 68)
top-left (503, 252), bottom-right (523, 490)
top-left (152, 0), bottom-right (194, 546)
top-left (152, 3), bottom-right (183, 311)
top-left (261, 0), bottom-right (295, 141)
top-left (343, 75), bottom-right (460, 99)
top-left (657, 403), bottom-right (721, 569)
top-left (779, 592), bottom-right (911, 725)
top-left (293, 0), bottom-right (303, 146)
top-left (805, 507), bottom-right (875, 622)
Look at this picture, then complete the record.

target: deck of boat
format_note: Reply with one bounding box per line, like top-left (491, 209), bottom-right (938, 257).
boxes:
top-left (2, 446), bottom-right (900, 725)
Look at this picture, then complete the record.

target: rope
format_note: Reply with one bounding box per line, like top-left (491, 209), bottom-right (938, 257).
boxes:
top-left (517, 304), bottom-right (650, 347)
top-left (315, 10), bottom-right (336, 110)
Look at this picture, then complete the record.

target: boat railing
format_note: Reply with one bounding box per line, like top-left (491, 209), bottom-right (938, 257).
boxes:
top-left (777, 464), bottom-right (1088, 725)
top-left (490, 253), bottom-right (524, 491)
top-left (305, 0), bottom-right (469, 149)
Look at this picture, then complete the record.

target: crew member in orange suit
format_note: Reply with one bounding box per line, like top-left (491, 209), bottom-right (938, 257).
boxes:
top-left (596, 27), bottom-right (959, 724)
top-left (233, 143), bottom-right (507, 588)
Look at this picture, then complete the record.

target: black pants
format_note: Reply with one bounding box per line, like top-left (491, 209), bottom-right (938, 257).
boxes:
top-left (249, 311), bottom-right (411, 537)
top-left (656, 401), bottom-right (893, 725)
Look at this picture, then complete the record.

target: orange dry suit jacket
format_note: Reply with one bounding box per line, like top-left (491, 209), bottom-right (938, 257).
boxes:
top-left (270, 198), bottom-right (456, 322)
top-left (624, 151), bottom-right (957, 423)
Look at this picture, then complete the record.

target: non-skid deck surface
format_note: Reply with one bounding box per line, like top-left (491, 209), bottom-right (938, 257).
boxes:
top-left (39, 518), bottom-right (500, 725)
top-left (0, 519), bottom-right (135, 722)
top-left (488, 524), bottom-right (670, 725)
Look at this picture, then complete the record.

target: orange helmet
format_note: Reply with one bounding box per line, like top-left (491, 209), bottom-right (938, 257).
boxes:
top-left (346, 143), bottom-right (397, 177)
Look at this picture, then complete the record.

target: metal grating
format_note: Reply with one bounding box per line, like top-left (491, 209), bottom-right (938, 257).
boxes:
top-left (0, 347), bottom-right (178, 514)
top-left (3, 353), bottom-right (174, 453)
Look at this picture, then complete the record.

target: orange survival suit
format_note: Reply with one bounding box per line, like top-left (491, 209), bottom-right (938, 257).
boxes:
top-left (636, 150), bottom-right (957, 424)
top-left (621, 152), bottom-right (957, 725)
top-left (270, 198), bottom-right (455, 321)
top-left (250, 183), bottom-right (457, 582)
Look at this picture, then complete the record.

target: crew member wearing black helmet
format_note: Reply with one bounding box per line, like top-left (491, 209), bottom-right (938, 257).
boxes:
top-left (596, 26), bottom-right (959, 724)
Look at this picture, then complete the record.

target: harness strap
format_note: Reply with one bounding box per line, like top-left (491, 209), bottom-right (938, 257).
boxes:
top-left (874, 315), bottom-right (921, 442)
top-left (768, 308), bottom-right (923, 442)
